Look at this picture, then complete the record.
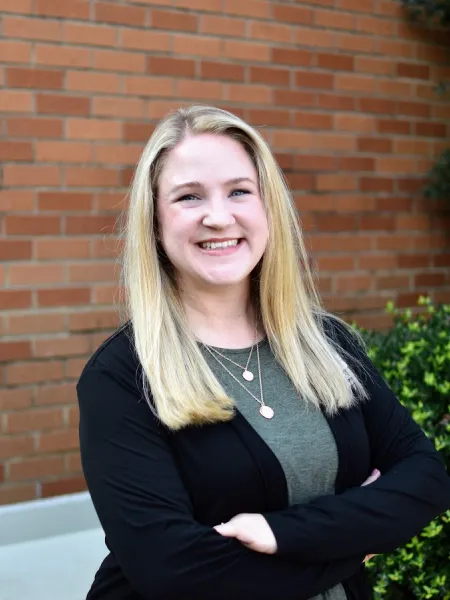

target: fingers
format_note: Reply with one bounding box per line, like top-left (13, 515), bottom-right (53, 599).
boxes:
top-left (214, 522), bottom-right (235, 537)
top-left (361, 468), bottom-right (381, 486)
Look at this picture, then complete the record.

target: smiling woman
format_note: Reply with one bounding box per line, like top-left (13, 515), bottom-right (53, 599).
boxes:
top-left (76, 105), bottom-right (450, 600)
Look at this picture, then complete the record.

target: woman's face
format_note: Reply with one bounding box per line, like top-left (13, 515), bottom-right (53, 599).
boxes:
top-left (156, 133), bottom-right (269, 294)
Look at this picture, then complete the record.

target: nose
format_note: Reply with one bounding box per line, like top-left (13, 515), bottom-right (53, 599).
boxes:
top-left (202, 196), bottom-right (236, 228)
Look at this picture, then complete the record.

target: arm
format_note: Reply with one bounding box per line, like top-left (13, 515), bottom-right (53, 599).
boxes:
top-left (78, 362), bottom-right (364, 600)
top-left (263, 323), bottom-right (450, 562)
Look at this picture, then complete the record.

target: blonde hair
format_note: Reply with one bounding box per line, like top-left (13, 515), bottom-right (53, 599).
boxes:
top-left (119, 105), bottom-right (367, 430)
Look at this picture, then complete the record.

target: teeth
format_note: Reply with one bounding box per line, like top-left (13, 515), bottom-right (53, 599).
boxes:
top-left (200, 239), bottom-right (239, 250)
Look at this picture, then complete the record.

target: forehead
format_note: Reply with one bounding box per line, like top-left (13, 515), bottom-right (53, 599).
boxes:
top-left (158, 133), bottom-right (257, 191)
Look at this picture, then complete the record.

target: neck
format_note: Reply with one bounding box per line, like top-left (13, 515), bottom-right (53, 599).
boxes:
top-left (179, 281), bottom-right (259, 349)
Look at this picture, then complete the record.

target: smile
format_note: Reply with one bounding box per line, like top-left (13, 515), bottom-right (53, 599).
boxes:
top-left (199, 239), bottom-right (240, 250)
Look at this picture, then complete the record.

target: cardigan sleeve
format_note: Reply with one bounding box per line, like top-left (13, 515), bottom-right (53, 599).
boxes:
top-left (263, 321), bottom-right (450, 562)
top-left (77, 361), bottom-right (364, 600)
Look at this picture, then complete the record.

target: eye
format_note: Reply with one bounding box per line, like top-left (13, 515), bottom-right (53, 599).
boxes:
top-left (177, 194), bottom-right (200, 202)
top-left (231, 189), bottom-right (250, 197)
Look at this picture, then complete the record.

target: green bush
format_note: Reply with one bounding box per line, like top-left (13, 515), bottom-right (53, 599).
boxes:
top-left (356, 297), bottom-right (450, 599)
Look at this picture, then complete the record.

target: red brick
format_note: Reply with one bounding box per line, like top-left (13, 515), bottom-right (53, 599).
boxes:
top-left (201, 61), bottom-right (245, 82)
top-left (338, 157), bottom-right (375, 171)
top-left (317, 93), bottom-right (355, 111)
top-left (39, 192), bottom-right (93, 211)
top-left (152, 9), bottom-right (197, 32)
top-left (397, 101), bottom-right (430, 118)
top-left (249, 21), bottom-right (291, 43)
top-left (66, 215), bottom-right (117, 235)
top-left (38, 429), bottom-right (79, 453)
top-left (69, 310), bottom-right (119, 332)
top-left (66, 71), bottom-right (121, 94)
top-left (9, 456), bottom-right (65, 482)
top-left (0, 436), bottom-right (34, 461)
top-left (335, 275), bottom-right (371, 292)
top-left (9, 263), bottom-right (64, 286)
top-left (35, 382), bottom-right (77, 406)
top-left (360, 216), bottom-right (395, 231)
top-left (0, 240), bottom-right (32, 261)
top-left (317, 53), bottom-right (354, 71)
top-left (6, 362), bottom-right (64, 386)
top-left (37, 288), bottom-right (91, 308)
top-left (7, 117), bottom-right (63, 138)
top-left (67, 118), bottom-right (122, 141)
top-left (148, 57), bottom-right (195, 78)
top-left (293, 112), bottom-right (333, 130)
top-left (359, 98), bottom-right (396, 114)
top-left (36, 141), bottom-right (93, 163)
top-left (0, 388), bottom-right (34, 411)
top-left (273, 4), bottom-right (313, 24)
top-left (34, 335), bottom-right (91, 358)
top-left (336, 73), bottom-right (376, 93)
top-left (0, 90), bottom-right (33, 113)
top-left (200, 14), bottom-right (244, 36)
top-left (356, 56), bottom-right (394, 76)
top-left (125, 75), bottom-right (173, 98)
top-left (0, 1), bottom-right (33, 16)
top-left (338, 0), bottom-right (374, 12)
top-left (273, 89), bottom-right (315, 108)
top-left (415, 272), bottom-right (446, 287)
top-left (41, 475), bottom-right (87, 498)
top-left (6, 313), bottom-right (66, 335)
top-left (377, 119), bottom-right (411, 135)
top-left (316, 215), bottom-right (357, 231)
top-left (93, 96), bottom-right (147, 119)
top-left (2, 15), bottom-right (61, 41)
top-left (35, 43), bottom-right (91, 68)
top-left (273, 130), bottom-right (313, 149)
top-left (65, 167), bottom-right (120, 187)
top-left (95, 143), bottom-right (143, 166)
top-left (5, 215), bottom-right (60, 235)
top-left (316, 256), bottom-right (355, 271)
top-left (414, 122), bottom-right (447, 138)
top-left (396, 215), bottom-right (430, 230)
top-left (69, 262), bottom-right (118, 283)
top-left (249, 66), bottom-right (290, 86)
top-left (285, 173), bottom-right (315, 191)
top-left (397, 63), bottom-right (430, 80)
top-left (223, 0), bottom-right (270, 18)
top-left (433, 254), bottom-right (450, 268)
top-left (95, 2), bottom-right (145, 26)
top-left (376, 235), bottom-right (414, 251)
top-left (35, 238), bottom-right (91, 260)
top-left (63, 22), bottom-right (117, 47)
top-left (93, 49), bottom-right (146, 73)
top-left (316, 174), bottom-right (356, 192)
top-left (335, 114), bottom-right (375, 133)
top-left (35, 0), bottom-right (90, 19)
top-left (0, 141), bottom-right (33, 162)
top-left (0, 40), bottom-right (32, 63)
top-left (123, 122), bottom-right (155, 142)
top-left (67, 452), bottom-right (82, 473)
top-left (358, 15), bottom-right (396, 35)
top-left (296, 70), bottom-right (334, 89)
top-left (314, 134), bottom-right (355, 152)
top-left (92, 284), bottom-right (121, 304)
top-left (315, 9), bottom-right (356, 30)
top-left (248, 109), bottom-right (291, 127)
top-left (376, 197), bottom-right (411, 211)
top-left (66, 357), bottom-right (89, 379)
top-left (36, 93), bottom-right (90, 116)
top-left (359, 255), bottom-right (398, 270)
top-left (175, 0), bottom-right (221, 10)
top-left (120, 29), bottom-right (171, 52)
top-left (0, 485), bottom-right (36, 506)
top-left (358, 137), bottom-right (392, 153)
top-left (294, 155), bottom-right (335, 170)
top-left (6, 67), bottom-right (63, 89)
top-left (296, 194), bottom-right (334, 212)
top-left (360, 177), bottom-right (394, 193)
top-left (174, 34), bottom-right (222, 58)
top-left (223, 40), bottom-right (269, 62)
top-left (0, 341), bottom-right (31, 362)
top-left (272, 48), bottom-right (312, 67)
top-left (338, 32), bottom-right (375, 53)
top-left (227, 84), bottom-right (270, 104)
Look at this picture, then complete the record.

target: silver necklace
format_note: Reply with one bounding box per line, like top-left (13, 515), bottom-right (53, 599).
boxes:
top-left (204, 338), bottom-right (274, 420)
top-left (205, 321), bottom-right (258, 382)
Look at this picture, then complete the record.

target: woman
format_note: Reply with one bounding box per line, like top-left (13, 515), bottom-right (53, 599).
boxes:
top-left (77, 105), bottom-right (450, 600)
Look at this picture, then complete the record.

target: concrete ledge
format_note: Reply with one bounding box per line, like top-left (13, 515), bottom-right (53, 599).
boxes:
top-left (0, 491), bottom-right (101, 546)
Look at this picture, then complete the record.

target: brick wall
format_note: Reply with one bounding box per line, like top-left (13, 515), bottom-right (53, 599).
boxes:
top-left (0, 0), bottom-right (449, 506)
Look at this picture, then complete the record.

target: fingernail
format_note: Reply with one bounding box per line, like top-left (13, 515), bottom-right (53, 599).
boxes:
top-left (373, 469), bottom-right (380, 476)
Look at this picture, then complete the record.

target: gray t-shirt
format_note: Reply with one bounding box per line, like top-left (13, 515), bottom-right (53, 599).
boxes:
top-left (202, 339), bottom-right (347, 600)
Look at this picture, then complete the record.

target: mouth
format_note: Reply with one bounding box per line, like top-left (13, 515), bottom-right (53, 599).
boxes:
top-left (197, 238), bottom-right (242, 250)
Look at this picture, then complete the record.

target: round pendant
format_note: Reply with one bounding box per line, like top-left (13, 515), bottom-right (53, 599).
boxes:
top-left (242, 370), bottom-right (254, 382)
top-left (259, 405), bottom-right (274, 419)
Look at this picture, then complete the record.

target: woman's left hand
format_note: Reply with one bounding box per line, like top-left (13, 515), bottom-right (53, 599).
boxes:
top-left (214, 513), bottom-right (277, 554)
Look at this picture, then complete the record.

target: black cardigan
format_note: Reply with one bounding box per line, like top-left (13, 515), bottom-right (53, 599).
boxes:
top-left (77, 320), bottom-right (450, 600)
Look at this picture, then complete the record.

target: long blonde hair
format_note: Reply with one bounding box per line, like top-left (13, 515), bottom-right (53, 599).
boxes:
top-left (120, 105), bottom-right (367, 430)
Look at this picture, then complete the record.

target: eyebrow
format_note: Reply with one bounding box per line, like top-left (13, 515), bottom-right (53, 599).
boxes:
top-left (169, 177), bottom-right (256, 194)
